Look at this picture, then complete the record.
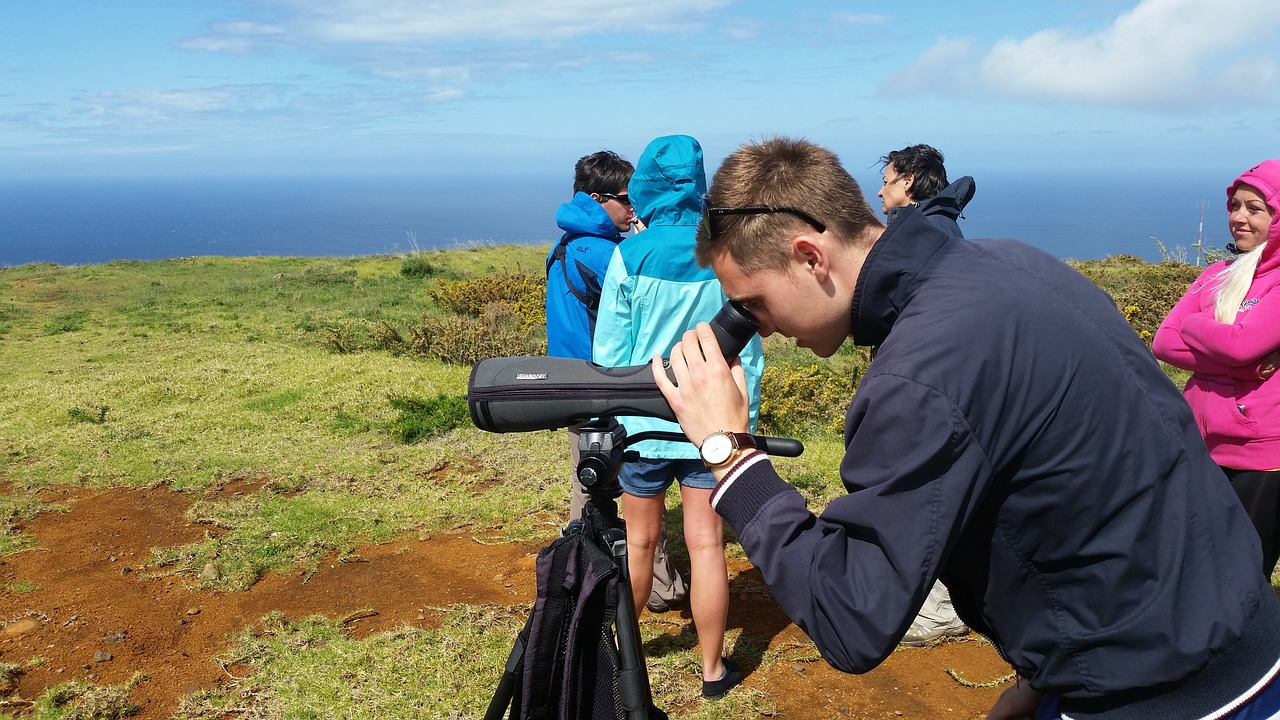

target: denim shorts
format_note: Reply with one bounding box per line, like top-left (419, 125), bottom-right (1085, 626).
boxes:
top-left (619, 458), bottom-right (715, 498)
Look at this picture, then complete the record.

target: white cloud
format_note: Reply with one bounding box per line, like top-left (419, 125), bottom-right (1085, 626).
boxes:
top-left (831, 13), bottom-right (891, 26)
top-left (885, 0), bottom-right (1280, 111)
top-left (179, 21), bottom-right (287, 54)
top-left (85, 89), bottom-right (238, 119)
top-left (426, 87), bottom-right (466, 103)
top-left (186, 0), bottom-right (733, 48)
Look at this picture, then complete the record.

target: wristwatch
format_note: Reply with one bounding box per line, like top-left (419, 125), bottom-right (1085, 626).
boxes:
top-left (699, 431), bottom-right (757, 470)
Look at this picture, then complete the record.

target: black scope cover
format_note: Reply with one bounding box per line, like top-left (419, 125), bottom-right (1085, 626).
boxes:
top-left (467, 300), bottom-right (761, 434)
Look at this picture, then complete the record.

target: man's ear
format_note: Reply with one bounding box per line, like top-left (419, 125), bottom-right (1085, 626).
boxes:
top-left (792, 235), bottom-right (830, 283)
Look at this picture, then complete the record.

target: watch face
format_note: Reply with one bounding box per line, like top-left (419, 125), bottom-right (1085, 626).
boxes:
top-left (701, 433), bottom-right (734, 465)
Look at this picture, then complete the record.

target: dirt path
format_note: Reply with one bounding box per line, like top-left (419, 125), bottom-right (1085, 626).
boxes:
top-left (0, 485), bottom-right (1010, 718)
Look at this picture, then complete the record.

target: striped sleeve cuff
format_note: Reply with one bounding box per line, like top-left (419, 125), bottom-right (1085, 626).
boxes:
top-left (710, 450), bottom-right (770, 509)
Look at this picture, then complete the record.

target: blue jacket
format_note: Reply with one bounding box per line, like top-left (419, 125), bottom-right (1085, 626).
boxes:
top-left (712, 208), bottom-right (1279, 717)
top-left (593, 135), bottom-right (763, 458)
top-left (545, 192), bottom-right (625, 359)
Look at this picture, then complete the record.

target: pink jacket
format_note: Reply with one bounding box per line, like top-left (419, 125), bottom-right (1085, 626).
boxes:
top-left (1153, 159), bottom-right (1280, 469)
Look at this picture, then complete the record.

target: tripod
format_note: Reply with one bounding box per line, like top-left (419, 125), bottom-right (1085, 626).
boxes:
top-left (484, 418), bottom-right (801, 720)
top-left (484, 418), bottom-right (665, 720)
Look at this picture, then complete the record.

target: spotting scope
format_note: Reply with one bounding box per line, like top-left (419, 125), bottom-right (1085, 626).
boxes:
top-left (468, 300), bottom-right (759, 434)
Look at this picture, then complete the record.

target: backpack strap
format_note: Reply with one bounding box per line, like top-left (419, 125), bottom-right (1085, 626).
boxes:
top-left (522, 531), bottom-right (581, 720)
top-left (547, 233), bottom-right (598, 311)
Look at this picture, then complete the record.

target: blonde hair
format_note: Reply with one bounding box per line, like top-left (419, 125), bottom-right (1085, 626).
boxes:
top-left (1214, 243), bottom-right (1267, 323)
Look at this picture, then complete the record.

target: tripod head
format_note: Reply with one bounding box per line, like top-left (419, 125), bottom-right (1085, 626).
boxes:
top-left (570, 416), bottom-right (803, 531)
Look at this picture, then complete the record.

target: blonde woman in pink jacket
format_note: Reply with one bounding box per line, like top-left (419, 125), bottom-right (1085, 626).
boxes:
top-left (1154, 159), bottom-right (1280, 578)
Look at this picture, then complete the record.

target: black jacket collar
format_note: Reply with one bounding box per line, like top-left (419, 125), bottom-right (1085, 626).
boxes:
top-left (850, 207), bottom-right (954, 347)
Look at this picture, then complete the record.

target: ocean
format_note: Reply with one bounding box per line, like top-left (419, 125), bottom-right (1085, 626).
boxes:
top-left (0, 170), bottom-right (1235, 268)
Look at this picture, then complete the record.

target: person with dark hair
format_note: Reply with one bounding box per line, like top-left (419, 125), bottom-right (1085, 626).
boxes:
top-left (1154, 159), bottom-right (1280, 579)
top-left (547, 150), bottom-right (635, 360)
top-left (878, 144), bottom-right (975, 238)
top-left (545, 149), bottom-right (687, 613)
top-left (877, 144), bottom-right (975, 646)
top-left (652, 137), bottom-right (1280, 719)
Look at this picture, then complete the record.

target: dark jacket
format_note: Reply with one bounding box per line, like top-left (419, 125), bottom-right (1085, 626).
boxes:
top-left (886, 175), bottom-right (976, 237)
top-left (712, 208), bottom-right (1280, 717)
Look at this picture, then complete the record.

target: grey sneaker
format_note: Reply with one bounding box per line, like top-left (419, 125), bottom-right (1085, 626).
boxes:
top-left (645, 591), bottom-right (686, 613)
top-left (899, 619), bottom-right (968, 647)
top-left (645, 596), bottom-right (672, 613)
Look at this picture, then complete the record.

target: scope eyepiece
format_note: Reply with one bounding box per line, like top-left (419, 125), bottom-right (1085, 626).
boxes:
top-left (709, 301), bottom-right (760, 359)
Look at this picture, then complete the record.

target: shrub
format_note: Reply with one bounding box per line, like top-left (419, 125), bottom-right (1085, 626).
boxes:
top-left (428, 273), bottom-right (545, 330)
top-left (758, 363), bottom-right (855, 437)
top-left (400, 256), bottom-right (447, 279)
top-left (387, 394), bottom-right (470, 443)
top-left (67, 404), bottom-right (109, 424)
top-left (406, 306), bottom-right (545, 365)
top-left (1071, 257), bottom-right (1201, 344)
top-left (369, 320), bottom-right (407, 355)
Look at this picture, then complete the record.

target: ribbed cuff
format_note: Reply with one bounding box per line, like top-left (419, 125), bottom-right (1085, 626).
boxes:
top-left (710, 450), bottom-right (768, 507)
top-left (709, 451), bottom-right (797, 536)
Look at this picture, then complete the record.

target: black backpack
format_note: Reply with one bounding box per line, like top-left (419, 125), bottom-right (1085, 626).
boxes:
top-left (486, 502), bottom-right (666, 720)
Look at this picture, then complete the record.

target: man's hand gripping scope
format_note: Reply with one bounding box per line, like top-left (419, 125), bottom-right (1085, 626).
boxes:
top-left (652, 319), bottom-right (753, 470)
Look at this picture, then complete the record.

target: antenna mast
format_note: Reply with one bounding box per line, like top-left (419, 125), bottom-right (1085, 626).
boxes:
top-left (1195, 199), bottom-right (1206, 266)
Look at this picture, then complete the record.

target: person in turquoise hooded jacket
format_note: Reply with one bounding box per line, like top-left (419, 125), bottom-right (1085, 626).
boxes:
top-left (593, 135), bottom-right (763, 698)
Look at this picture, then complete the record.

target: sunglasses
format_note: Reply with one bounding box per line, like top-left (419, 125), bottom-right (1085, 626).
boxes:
top-left (598, 192), bottom-right (631, 207)
top-left (700, 201), bottom-right (826, 240)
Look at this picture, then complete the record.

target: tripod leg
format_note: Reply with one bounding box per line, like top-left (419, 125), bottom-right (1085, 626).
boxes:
top-left (604, 528), bottom-right (659, 720)
top-left (483, 617), bottom-right (531, 720)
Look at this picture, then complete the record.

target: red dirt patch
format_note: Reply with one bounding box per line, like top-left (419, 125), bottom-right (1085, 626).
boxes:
top-left (0, 486), bottom-right (1010, 718)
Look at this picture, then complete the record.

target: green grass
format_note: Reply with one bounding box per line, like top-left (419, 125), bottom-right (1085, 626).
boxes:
top-left (172, 606), bottom-right (780, 720)
top-left (1, 247), bottom-right (1272, 718)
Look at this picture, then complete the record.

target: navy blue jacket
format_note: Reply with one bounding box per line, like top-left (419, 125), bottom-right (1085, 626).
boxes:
top-left (885, 175), bottom-right (976, 238)
top-left (712, 208), bottom-right (1280, 717)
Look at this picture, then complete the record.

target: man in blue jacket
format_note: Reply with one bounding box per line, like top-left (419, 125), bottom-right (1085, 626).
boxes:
top-left (545, 150), bottom-right (687, 612)
top-left (654, 137), bottom-right (1280, 718)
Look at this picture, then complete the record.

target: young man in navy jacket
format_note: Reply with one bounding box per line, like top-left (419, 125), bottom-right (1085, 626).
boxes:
top-left (654, 137), bottom-right (1280, 719)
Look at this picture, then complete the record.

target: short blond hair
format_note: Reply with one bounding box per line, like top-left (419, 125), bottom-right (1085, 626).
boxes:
top-left (696, 137), bottom-right (883, 272)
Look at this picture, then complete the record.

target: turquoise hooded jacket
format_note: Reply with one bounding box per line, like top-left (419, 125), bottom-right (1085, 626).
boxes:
top-left (593, 135), bottom-right (763, 458)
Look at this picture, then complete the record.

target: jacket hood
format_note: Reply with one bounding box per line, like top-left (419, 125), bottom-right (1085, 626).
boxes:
top-left (628, 135), bottom-right (707, 228)
top-left (886, 176), bottom-right (976, 238)
top-left (1227, 159), bottom-right (1280, 266)
top-left (556, 191), bottom-right (624, 240)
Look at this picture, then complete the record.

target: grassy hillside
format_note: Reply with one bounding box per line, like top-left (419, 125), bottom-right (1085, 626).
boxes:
top-left (0, 247), bottom-right (1261, 719)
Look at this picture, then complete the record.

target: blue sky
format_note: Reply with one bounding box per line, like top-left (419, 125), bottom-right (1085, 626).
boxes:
top-left (2, 0), bottom-right (1278, 180)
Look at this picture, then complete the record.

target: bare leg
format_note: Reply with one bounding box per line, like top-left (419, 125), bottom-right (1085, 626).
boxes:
top-left (680, 484), bottom-right (729, 682)
top-left (620, 491), bottom-right (665, 618)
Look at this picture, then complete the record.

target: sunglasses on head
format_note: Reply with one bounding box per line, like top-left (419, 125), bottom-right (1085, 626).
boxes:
top-left (598, 192), bottom-right (631, 206)
top-left (699, 198), bottom-right (826, 240)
